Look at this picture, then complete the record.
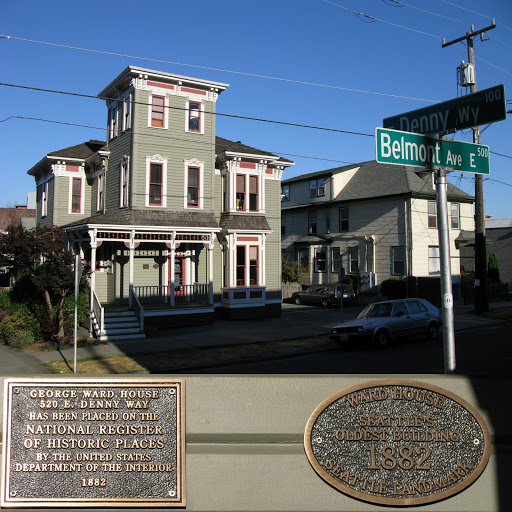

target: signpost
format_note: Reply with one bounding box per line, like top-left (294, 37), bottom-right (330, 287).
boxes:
top-left (383, 84), bottom-right (506, 134)
top-left (376, 128), bottom-right (490, 174)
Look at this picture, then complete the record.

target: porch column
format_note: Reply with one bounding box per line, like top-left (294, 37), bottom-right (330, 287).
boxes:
top-left (127, 231), bottom-right (136, 307)
top-left (207, 235), bottom-right (215, 305)
top-left (167, 240), bottom-right (176, 307)
top-left (261, 234), bottom-right (266, 286)
top-left (89, 230), bottom-right (98, 313)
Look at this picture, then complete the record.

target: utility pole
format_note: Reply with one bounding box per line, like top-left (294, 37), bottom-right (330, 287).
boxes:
top-left (442, 21), bottom-right (495, 314)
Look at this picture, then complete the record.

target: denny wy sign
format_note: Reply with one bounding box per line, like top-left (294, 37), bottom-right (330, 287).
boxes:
top-left (383, 84), bottom-right (506, 134)
top-left (1, 378), bottom-right (185, 508)
top-left (305, 380), bottom-right (490, 507)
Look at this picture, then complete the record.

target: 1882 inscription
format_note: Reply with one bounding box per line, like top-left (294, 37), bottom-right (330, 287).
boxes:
top-left (304, 379), bottom-right (490, 507)
top-left (1, 378), bottom-right (185, 508)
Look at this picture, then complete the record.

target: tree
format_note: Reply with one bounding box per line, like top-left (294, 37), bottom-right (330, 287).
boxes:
top-left (0, 225), bottom-right (82, 341)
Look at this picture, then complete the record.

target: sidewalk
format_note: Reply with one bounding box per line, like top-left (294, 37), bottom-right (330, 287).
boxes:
top-left (15, 300), bottom-right (510, 371)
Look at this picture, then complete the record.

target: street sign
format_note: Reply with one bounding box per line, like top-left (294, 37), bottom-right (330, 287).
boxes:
top-left (383, 84), bottom-right (506, 134)
top-left (376, 128), bottom-right (490, 174)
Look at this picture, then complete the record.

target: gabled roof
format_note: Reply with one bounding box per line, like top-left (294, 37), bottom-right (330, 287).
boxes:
top-left (283, 160), bottom-right (474, 203)
top-left (216, 137), bottom-right (293, 165)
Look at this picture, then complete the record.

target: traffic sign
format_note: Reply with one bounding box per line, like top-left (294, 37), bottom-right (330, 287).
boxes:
top-left (383, 84), bottom-right (506, 134)
top-left (376, 128), bottom-right (490, 174)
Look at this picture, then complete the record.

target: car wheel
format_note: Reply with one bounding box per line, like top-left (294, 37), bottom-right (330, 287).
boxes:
top-left (321, 298), bottom-right (329, 308)
top-left (426, 322), bottom-right (440, 340)
top-left (374, 330), bottom-right (390, 348)
top-left (294, 296), bottom-right (302, 305)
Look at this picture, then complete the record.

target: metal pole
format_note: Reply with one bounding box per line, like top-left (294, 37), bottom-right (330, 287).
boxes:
top-left (73, 253), bottom-right (80, 374)
top-left (436, 168), bottom-right (456, 373)
top-left (338, 261), bottom-right (344, 324)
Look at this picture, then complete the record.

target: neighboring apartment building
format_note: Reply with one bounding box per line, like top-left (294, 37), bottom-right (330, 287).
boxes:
top-left (281, 161), bottom-right (474, 291)
top-left (460, 218), bottom-right (512, 289)
top-left (27, 66), bottom-right (293, 338)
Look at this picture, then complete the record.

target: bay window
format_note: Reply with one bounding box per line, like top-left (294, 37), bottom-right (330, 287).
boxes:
top-left (71, 177), bottom-right (82, 214)
top-left (187, 166), bottom-right (200, 207)
top-left (151, 95), bottom-right (165, 128)
top-left (188, 101), bottom-right (201, 132)
top-left (149, 163), bottom-right (163, 205)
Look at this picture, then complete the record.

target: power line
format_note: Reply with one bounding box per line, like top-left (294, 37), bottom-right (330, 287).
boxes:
top-left (0, 34), bottom-right (436, 103)
top-left (1, 114), bottom-right (360, 166)
top-left (0, 82), bottom-right (375, 137)
top-left (436, 0), bottom-right (512, 33)
top-left (321, 0), bottom-right (443, 39)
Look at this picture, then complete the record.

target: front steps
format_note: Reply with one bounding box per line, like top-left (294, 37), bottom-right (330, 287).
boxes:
top-left (98, 311), bottom-right (146, 341)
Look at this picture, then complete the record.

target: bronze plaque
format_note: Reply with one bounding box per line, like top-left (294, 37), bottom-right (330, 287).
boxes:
top-left (304, 379), bottom-right (491, 507)
top-left (1, 378), bottom-right (185, 508)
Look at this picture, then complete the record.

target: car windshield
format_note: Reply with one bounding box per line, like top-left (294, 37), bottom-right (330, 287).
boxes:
top-left (357, 303), bottom-right (393, 319)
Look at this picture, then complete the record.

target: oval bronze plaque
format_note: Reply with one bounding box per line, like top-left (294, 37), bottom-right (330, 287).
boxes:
top-left (304, 379), bottom-right (491, 507)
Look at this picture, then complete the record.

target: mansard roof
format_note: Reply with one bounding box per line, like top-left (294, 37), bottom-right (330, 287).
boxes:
top-left (216, 137), bottom-right (293, 165)
top-left (64, 210), bottom-right (220, 230)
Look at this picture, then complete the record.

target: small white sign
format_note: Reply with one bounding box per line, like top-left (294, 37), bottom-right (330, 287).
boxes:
top-left (444, 293), bottom-right (453, 309)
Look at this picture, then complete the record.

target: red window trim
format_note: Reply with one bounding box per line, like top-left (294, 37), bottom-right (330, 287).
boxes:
top-left (149, 163), bottom-right (163, 206)
top-left (236, 174), bottom-right (245, 211)
top-left (151, 95), bottom-right (165, 128)
top-left (249, 245), bottom-right (258, 287)
top-left (187, 166), bottom-right (200, 208)
top-left (249, 175), bottom-right (258, 212)
top-left (71, 177), bottom-right (82, 213)
top-left (188, 101), bottom-right (201, 132)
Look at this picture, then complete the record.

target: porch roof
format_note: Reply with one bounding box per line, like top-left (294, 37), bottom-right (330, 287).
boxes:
top-left (64, 209), bottom-right (220, 231)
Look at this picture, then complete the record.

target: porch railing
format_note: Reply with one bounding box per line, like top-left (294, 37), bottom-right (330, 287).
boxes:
top-left (131, 288), bottom-right (145, 332)
top-left (92, 290), bottom-right (105, 336)
top-left (133, 284), bottom-right (211, 306)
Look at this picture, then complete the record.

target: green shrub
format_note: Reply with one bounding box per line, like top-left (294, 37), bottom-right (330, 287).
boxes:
top-left (0, 307), bottom-right (42, 348)
top-left (380, 278), bottom-right (407, 299)
top-left (62, 288), bottom-right (90, 326)
top-left (0, 288), bottom-right (14, 311)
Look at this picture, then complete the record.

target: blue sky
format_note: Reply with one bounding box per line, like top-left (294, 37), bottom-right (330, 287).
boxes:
top-left (1, 0), bottom-right (511, 218)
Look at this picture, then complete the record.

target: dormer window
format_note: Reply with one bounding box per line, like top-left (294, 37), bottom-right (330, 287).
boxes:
top-left (310, 177), bottom-right (325, 197)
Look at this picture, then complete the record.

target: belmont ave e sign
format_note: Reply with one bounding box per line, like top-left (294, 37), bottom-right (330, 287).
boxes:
top-left (383, 84), bottom-right (506, 134)
top-left (376, 128), bottom-right (490, 174)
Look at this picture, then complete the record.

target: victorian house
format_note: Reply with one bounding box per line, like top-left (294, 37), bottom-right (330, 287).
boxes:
top-left (28, 66), bottom-right (293, 339)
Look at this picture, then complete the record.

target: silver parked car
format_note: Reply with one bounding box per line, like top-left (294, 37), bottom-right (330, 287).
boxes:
top-left (330, 298), bottom-right (441, 348)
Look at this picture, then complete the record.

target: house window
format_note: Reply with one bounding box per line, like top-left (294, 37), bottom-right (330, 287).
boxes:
top-left (97, 172), bottom-right (105, 211)
top-left (308, 210), bottom-right (317, 234)
top-left (149, 163), bottom-right (163, 205)
top-left (109, 107), bottom-right (118, 139)
top-left (123, 95), bottom-right (131, 131)
top-left (314, 248), bottom-right (327, 273)
top-left (429, 246), bottom-right (440, 274)
top-left (392, 246), bottom-right (405, 275)
top-left (188, 101), bottom-right (201, 132)
top-left (71, 177), bottom-right (82, 213)
top-left (339, 207), bottom-right (349, 231)
top-left (281, 184), bottom-right (290, 201)
top-left (41, 181), bottom-right (48, 217)
top-left (120, 160), bottom-right (129, 208)
top-left (331, 247), bottom-right (340, 273)
top-left (428, 201), bottom-right (437, 228)
top-left (151, 95), bottom-right (165, 128)
top-left (298, 248), bottom-right (309, 271)
top-left (451, 203), bottom-right (460, 229)
top-left (236, 175), bottom-right (245, 211)
top-left (187, 166), bottom-right (200, 207)
top-left (249, 246), bottom-right (258, 285)
top-left (349, 247), bottom-right (359, 274)
top-left (310, 177), bottom-right (325, 197)
top-left (249, 176), bottom-right (258, 211)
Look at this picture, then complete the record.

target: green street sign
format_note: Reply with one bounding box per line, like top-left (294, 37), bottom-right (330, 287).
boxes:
top-left (383, 85), bottom-right (506, 134)
top-left (376, 128), bottom-right (490, 174)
